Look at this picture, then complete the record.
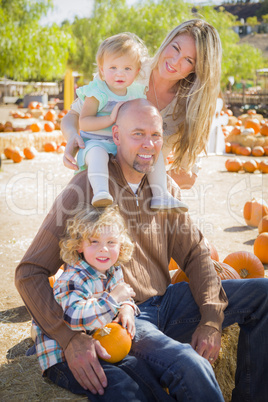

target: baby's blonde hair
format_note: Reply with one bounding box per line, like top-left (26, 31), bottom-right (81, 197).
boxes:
top-left (96, 32), bottom-right (148, 79)
top-left (60, 204), bottom-right (134, 266)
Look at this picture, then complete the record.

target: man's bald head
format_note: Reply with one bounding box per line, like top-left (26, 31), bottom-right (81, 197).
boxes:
top-left (116, 99), bottom-right (162, 125)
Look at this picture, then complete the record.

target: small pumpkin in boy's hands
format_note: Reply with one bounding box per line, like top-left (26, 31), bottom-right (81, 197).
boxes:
top-left (93, 322), bottom-right (132, 363)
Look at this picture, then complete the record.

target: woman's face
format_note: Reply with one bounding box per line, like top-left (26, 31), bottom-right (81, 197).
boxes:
top-left (157, 33), bottom-right (196, 83)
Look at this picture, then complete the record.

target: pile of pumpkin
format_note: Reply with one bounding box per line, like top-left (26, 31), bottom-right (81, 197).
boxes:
top-left (224, 109), bottom-right (268, 174)
top-left (3, 140), bottom-right (66, 163)
top-left (225, 157), bottom-right (268, 173)
top-left (224, 109), bottom-right (268, 151)
top-left (170, 198), bottom-right (268, 283)
top-left (1, 102), bottom-right (68, 133)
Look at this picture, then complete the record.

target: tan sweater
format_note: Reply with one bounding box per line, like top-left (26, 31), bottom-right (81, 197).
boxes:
top-left (15, 156), bottom-right (228, 351)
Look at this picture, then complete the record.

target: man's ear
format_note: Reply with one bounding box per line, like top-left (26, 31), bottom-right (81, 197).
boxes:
top-left (112, 125), bottom-right (120, 146)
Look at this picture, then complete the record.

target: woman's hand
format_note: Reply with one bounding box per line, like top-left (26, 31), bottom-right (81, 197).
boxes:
top-left (114, 304), bottom-right (136, 339)
top-left (63, 133), bottom-right (85, 171)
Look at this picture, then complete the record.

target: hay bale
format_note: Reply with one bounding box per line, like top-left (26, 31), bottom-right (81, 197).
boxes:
top-left (225, 133), bottom-right (268, 148)
top-left (213, 324), bottom-right (239, 402)
top-left (0, 131), bottom-right (65, 154)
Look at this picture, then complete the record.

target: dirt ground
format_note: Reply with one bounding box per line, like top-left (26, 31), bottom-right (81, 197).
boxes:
top-left (0, 105), bottom-right (267, 401)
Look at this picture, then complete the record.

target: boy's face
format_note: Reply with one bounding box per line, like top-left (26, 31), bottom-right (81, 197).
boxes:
top-left (78, 225), bottom-right (121, 273)
top-left (100, 53), bottom-right (140, 96)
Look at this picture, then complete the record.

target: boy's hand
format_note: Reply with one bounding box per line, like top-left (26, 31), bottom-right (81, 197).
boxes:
top-left (114, 304), bottom-right (136, 338)
top-left (109, 101), bottom-right (125, 124)
top-left (110, 282), bottom-right (135, 303)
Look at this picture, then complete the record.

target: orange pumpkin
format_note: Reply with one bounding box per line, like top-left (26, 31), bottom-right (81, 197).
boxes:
top-left (243, 160), bottom-right (258, 173)
top-left (92, 322), bottom-right (132, 363)
top-left (259, 161), bottom-right (268, 174)
top-left (230, 143), bottom-right (241, 154)
top-left (4, 147), bottom-right (13, 159)
top-left (171, 260), bottom-right (240, 284)
top-left (244, 118), bottom-right (260, 134)
top-left (212, 260), bottom-right (241, 280)
top-left (238, 146), bottom-right (251, 156)
top-left (258, 215), bottom-right (268, 234)
top-left (44, 110), bottom-right (56, 122)
top-left (11, 149), bottom-right (24, 163)
top-left (252, 146), bottom-right (264, 157)
top-left (263, 146), bottom-right (268, 156)
top-left (243, 198), bottom-right (268, 227)
top-left (23, 146), bottom-right (38, 159)
top-left (31, 122), bottom-right (42, 132)
top-left (230, 126), bottom-right (242, 136)
top-left (171, 267), bottom-right (189, 283)
top-left (225, 142), bottom-right (232, 153)
top-left (247, 109), bottom-right (257, 115)
top-left (253, 233), bottom-right (268, 264)
top-left (260, 123), bottom-right (268, 136)
top-left (44, 122), bottom-right (55, 132)
top-left (49, 267), bottom-right (64, 287)
top-left (223, 251), bottom-right (264, 279)
top-left (225, 158), bottom-right (242, 172)
top-left (28, 101), bottom-right (39, 109)
top-left (44, 142), bottom-right (57, 152)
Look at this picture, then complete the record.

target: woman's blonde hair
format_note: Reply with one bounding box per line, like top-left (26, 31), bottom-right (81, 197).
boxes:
top-left (60, 204), bottom-right (134, 266)
top-left (151, 19), bottom-right (222, 170)
top-left (96, 32), bottom-right (148, 80)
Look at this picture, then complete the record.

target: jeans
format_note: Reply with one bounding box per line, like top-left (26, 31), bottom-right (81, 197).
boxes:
top-left (45, 355), bottom-right (175, 402)
top-left (132, 279), bottom-right (268, 402)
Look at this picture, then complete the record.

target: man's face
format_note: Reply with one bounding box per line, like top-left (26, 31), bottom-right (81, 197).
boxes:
top-left (113, 104), bottom-right (163, 183)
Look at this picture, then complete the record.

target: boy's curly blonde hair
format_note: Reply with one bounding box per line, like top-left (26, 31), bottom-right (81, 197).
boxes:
top-left (60, 204), bottom-right (134, 266)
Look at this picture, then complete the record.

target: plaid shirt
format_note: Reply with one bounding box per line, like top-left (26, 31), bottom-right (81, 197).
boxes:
top-left (34, 258), bottom-right (138, 373)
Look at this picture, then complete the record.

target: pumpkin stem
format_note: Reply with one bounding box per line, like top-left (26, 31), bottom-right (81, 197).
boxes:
top-left (213, 260), bottom-right (223, 273)
top-left (99, 326), bottom-right (112, 337)
top-left (239, 269), bottom-right (249, 278)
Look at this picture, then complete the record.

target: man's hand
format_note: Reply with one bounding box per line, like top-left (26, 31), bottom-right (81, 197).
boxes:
top-left (64, 332), bottom-right (111, 394)
top-left (190, 325), bottom-right (221, 365)
top-left (63, 134), bottom-right (85, 171)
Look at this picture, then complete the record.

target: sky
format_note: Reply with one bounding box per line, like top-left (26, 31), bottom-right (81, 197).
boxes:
top-left (40, 0), bottom-right (223, 26)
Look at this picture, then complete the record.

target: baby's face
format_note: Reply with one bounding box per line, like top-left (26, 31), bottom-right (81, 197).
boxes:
top-left (100, 54), bottom-right (140, 96)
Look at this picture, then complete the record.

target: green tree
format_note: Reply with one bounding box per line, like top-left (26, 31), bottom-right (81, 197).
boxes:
top-left (68, 0), bottom-right (265, 87)
top-left (246, 16), bottom-right (259, 26)
top-left (0, 0), bottom-right (75, 81)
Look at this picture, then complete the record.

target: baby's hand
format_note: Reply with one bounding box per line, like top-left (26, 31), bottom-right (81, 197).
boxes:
top-left (110, 101), bottom-right (125, 124)
top-left (114, 305), bottom-right (136, 338)
top-left (110, 283), bottom-right (135, 303)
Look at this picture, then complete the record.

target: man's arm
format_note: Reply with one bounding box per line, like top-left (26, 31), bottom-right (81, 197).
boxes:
top-left (15, 172), bottom-right (109, 393)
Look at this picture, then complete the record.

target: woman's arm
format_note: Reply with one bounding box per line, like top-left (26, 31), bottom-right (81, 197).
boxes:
top-left (61, 110), bottom-right (85, 171)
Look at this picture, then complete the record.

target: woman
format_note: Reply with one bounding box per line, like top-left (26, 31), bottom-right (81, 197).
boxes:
top-left (62, 19), bottom-right (222, 188)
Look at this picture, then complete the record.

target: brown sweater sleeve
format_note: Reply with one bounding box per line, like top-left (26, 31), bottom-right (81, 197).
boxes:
top-left (15, 171), bottom-right (90, 350)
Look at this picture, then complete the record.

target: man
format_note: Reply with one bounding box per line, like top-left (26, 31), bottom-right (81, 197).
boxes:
top-left (16, 99), bottom-right (268, 401)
